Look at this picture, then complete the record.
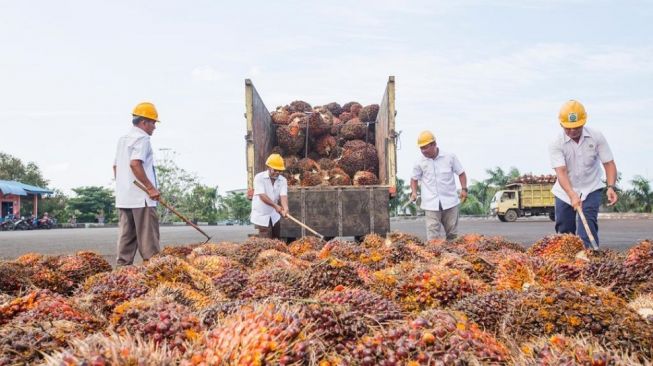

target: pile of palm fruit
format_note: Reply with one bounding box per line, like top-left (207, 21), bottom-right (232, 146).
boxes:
top-left (270, 100), bottom-right (381, 186)
top-left (0, 234), bottom-right (652, 365)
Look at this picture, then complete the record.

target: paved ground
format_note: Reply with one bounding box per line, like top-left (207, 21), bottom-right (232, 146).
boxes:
top-left (1, 217), bottom-right (651, 266)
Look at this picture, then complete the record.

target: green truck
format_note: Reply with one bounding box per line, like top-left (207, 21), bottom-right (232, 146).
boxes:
top-left (489, 182), bottom-right (556, 222)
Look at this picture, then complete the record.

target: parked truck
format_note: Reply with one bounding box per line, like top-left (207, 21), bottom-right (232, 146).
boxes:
top-left (245, 76), bottom-right (398, 240)
top-left (489, 183), bottom-right (555, 222)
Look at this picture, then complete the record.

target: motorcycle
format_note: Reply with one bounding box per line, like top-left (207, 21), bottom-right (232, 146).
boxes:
top-left (0, 218), bottom-right (15, 231)
top-left (13, 216), bottom-right (32, 230)
top-left (36, 216), bottom-right (56, 229)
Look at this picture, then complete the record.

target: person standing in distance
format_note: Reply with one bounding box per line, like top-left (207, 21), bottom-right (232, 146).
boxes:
top-left (250, 153), bottom-right (289, 239)
top-left (113, 102), bottom-right (161, 265)
top-left (410, 131), bottom-right (467, 241)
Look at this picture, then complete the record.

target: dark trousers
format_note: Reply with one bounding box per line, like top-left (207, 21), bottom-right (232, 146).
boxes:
top-left (255, 218), bottom-right (281, 239)
top-left (555, 189), bottom-right (602, 249)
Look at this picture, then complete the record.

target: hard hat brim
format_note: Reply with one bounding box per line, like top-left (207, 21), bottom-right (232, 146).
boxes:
top-left (418, 140), bottom-right (435, 147)
top-left (132, 114), bottom-right (160, 122)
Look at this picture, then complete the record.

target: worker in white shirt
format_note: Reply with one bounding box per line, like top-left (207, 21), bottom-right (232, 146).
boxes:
top-left (113, 102), bottom-right (161, 265)
top-left (250, 153), bottom-right (289, 239)
top-left (549, 100), bottom-right (618, 248)
top-left (410, 131), bottom-right (467, 241)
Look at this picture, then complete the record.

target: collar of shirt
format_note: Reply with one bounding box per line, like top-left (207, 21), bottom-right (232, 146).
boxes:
top-left (129, 126), bottom-right (149, 137)
top-left (420, 149), bottom-right (448, 162)
top-left (562, 127), bottom-right (593, 144)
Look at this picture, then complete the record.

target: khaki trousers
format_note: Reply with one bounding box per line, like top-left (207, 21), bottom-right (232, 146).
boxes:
top-left (117, 207), bottom-right (160, 265)
top-left (425, 204), bottom-right (459, 241)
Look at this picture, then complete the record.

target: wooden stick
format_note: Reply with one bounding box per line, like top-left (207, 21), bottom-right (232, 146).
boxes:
top-left (133, 180), bottom-right (212, 243)
top-left (285, 213), bottom-right (324, 239)
top-left (576, 205), bottom-right (599, 250)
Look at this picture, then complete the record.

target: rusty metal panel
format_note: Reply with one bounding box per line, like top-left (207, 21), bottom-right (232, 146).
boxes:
top-left (245, 79), bottom-right (274, 190)
top-left (376, 76), bottom-right (396, 187)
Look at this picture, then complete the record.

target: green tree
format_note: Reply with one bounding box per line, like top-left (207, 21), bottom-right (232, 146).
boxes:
top-left (155, 152), bottom-right (200, 223)
top-left (629, 176), bottom-right (653, 213)
top-left (459, 194), bottom-right (486, 215)
top-left (67, 186), bottom-right (116, 223)
top-left (0, 152), bottom-right (49, 187)
top-left (389, 177), bottom-right (411, 216)
top-left (182, 184), bottom-right (219, 223)
top-left (222, 192), bottom-right (251, 223)
top-left (484, 166), bottom-right (520, 188)
top-left (40, 189), bottom-right (69, 223)
top-left (467, 180), bottom-right (495, 213)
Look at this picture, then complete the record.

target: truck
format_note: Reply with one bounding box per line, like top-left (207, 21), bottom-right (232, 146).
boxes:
top-left (489, 183), bottom-right (555, 222)
top-left (245, 76), bottom-right (398, 240)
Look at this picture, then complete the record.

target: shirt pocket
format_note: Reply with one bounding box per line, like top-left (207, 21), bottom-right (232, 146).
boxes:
top-left (583, 144), bottom-right (598, 168)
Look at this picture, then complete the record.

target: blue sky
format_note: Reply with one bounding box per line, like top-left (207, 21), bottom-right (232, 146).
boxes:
top-left (1, 0), bottom-right (651, 194)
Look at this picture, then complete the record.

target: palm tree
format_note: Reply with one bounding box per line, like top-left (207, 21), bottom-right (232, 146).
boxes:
top-left (484, 167), bottom-right (520, 188)
top-left (629, 176), bottom-right (653, 213)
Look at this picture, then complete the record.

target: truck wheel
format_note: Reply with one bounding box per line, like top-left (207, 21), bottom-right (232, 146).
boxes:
top-left (498, 215), bottom-right (507, 222)
top-left (548, 212), bottom-right (555, 221)
top-left (504, 210), bottom-right (518, 222)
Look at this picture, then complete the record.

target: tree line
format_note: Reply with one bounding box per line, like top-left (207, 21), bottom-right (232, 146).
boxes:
top-left (2, 152), bottom-right (652, 224)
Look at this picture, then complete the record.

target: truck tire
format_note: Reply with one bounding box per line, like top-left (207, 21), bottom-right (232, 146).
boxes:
top-left (504, 210), bottom-right (518, 222)
top-left (498, 215), bottom-right (507, 222)
top-left (548, 211), bottom-right (555, 222)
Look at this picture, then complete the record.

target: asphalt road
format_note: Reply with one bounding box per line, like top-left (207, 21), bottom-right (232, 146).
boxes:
top-left (1, 217), bottom-right (651, 266)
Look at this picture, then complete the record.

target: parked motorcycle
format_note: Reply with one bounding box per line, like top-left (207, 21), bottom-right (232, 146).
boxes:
top-left (13, 216), bottom-right (32, 230)
top-left (0, 218), bottom-right (14, 231)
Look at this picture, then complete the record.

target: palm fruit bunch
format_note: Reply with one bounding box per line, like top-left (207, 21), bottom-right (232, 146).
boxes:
top-left (233, 237), bottom-right (288, 267)
top-left (365, 262), bottom-right (419, 299)
top-left (56, 251), bottom-right (112, 286)
top-left (13, 252), bottom-right (45, 266)
top-left (535, 257), bottom-right (586, 285)
top-left (253, 249), bottom-right (311, 271)
top-left (459, 254), bottom-right (497, 284)
top-left (288, 236), bottom-right (325, 257)
top-left (501, 281), bottom-right (653, 359)
top-left (110, 296), bottom-right (201, 352)
top-left (268, 98), bottom-right (382, 187)
top-left (0, 261), bottom-right (32, 295)
top-left (158, 244), bottom-right (199, 259)
top-left (143, 255), bottom-right (214, 294)
top-left (41, 332), bottom-right (178, 366)
top-left (340, 310), bottom-right (510, 365)
top-left (360, 233), bottom-right (384, 250)
top-left (300, 258), bottom-right (364, 295)
top-left (451, 290), bottom-right (519, 335)
top-left (298, 250), bottom-right (319, 262)
top-left (76, 265), bottom-right (149, 316)
top-left (198, 299), bottom-right (250, 328)
top-left (0, 320), bottom-right (80, 365)
top-left (190, 255), bottom-right (244, 277)
top-left (352, 171), bottom-right (379, 185)
top-left (358, 104), bottom-right (379, 122)
top-left (621, 239), bottom-right (653, 294)
top-left (211, 267), bottom-right (249, 299)
top-left (297, 302), bottom-right (368, 354)
top-left (271, 106), bottom-right (291, 124)
top-left (628, 293), bottom-right (653, 323)
top-left (151, 282), bottom-right (214, 311)
top-left (0, 289), bottom-right (101, 330)
top-left (317, 287), bottom-right (404, 324)
top-left (527, 234), bottom-right (585, 260)
top-left (581, 253), bottom-right (635, 299)
top-left (338, 141), bottom-right (378, 178)
top-left (20, 255), bottom-right (76, 294)
top-left (318, 239), bottom-right (365, 262)
top-left (449, 233), bottom-right (526, 254)
top-left (239, 268), bottom-right (306, 300)
top-left (183, 302), bottom-right (313, 365)
top-left (398, 265), bottom-right (484, 311)
top-left (187, 241), bottom-right (240, 261)
top-left (516, 334), bottom-right (638, 366)
top-left (494, 252), bottom-right (539, 291)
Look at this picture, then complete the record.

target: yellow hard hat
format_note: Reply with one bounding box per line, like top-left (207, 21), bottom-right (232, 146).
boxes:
top-left (132, 102), bottom-right (159, 122)
top-left (558, 100), bottom-right (586, 128)
top-left (265, 153), bottom-right (285, 171)
top-left (417, 131), bottom-right (436, 147)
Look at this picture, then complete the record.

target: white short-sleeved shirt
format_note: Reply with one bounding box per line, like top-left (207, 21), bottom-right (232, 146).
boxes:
top-left (549, 126), bottom-right (614, 205)
top-left (114, 127), bottom-right (158, 208)
top-left (412, 150), bottom-right (465, 211)
top-left (250, 170), bottom-right (288, 227)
